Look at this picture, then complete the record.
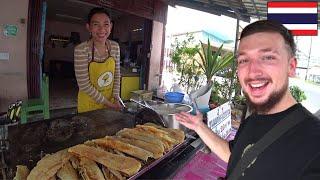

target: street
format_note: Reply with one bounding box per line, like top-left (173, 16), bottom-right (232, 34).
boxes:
top-left (289, 78), bottom-right (320, 114)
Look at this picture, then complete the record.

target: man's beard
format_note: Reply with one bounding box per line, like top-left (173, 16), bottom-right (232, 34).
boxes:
top-left (243, 80), bottom-right (288, 114)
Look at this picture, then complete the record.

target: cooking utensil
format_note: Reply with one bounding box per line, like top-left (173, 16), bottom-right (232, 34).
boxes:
top-left (117, 96), bottom-right (126, 109)
top-left (130, 98), bottom-right (167, 127)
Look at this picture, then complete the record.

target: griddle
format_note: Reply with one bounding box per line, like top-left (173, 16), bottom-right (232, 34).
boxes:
top-left (0, 108), bottom-right (202, 179)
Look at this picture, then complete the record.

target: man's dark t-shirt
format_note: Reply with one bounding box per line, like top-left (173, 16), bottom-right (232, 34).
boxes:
top-left (226, 104), bottom-right (320, 179)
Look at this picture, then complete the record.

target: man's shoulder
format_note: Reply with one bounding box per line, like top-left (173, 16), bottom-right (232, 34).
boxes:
top-left (296, 104), bottom-right (320, 126)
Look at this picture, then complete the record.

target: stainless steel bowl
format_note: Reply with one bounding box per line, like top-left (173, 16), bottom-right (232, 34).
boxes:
top-left (151, 103), bottom-right (193, 131)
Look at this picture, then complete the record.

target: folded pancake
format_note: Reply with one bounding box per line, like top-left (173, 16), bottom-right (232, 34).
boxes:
top-left (129, 127), bottom-right (174, 150)
top-left (101, 166), bottom-right (115, 180)
top-left (135, 125), bottom-right (179, 145)
top-left (27, 149), bottom-right (72, 180)
top-left (101, 166), bottom-right (124, 180)
top-left (78, 157), bottom-right (105, 180)
top-left (69, 156), bottom-right (80, 170)
top-left (115, 137), bottom-right (164, 159)
top-left (68, 144), bottom-right (141, 176)
top-left (14, 165), bottom-right (30, 180)
top-left (56, 161), bottom-right (78, 180)
top-left (48, 176), bottom-right (56, 180)
top-left (144, 123), bottom-right (185, 143)
top-left (116, 128), bottom-right (166, 150)
top-left (91, 136), bottom-right (153, 161)
top-left (136, 124), bottom-right (169, 135)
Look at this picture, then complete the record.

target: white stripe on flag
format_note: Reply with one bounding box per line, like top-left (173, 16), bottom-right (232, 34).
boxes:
top-left (268, 8), bottom-right (318, 14)
top-left (283, 24), bottom-right (318, 30)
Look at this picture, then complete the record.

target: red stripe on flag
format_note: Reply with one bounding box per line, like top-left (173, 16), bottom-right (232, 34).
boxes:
top-left (290, 30), bottom-right (318, 36)
top-left (268, 2), bottom-right (318, 8)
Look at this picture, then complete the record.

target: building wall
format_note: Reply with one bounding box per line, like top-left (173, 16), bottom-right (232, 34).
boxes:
top-left (0, 0), bottom-right (29, 112)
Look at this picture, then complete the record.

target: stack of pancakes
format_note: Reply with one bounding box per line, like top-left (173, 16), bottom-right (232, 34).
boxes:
top-left (14, 123), bottom-right (185, 180)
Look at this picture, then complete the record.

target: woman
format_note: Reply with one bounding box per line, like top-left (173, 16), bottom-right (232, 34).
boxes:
top-left (74, 7), bottom-right (121, 113)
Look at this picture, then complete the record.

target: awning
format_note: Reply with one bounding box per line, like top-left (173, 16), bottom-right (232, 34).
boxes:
top-left (168, 0), bottom-right (320, 28)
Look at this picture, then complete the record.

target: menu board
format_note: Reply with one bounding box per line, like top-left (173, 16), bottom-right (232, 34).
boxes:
top-left (207, 101), bottom-right (232, 139)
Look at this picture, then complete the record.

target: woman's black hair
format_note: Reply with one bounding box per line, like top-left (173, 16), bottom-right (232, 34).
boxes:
top-left (240, 20), bottom-right (296, 56)
top-left (87, 7), bottom-right (111, 24)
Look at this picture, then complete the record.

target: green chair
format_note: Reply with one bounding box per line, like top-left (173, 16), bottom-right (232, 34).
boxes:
top-left (20, 74), bottom-right (50, 123)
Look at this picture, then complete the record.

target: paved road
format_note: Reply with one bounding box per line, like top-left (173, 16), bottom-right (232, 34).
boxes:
top-left (289, 78), bottom-right (320, 114)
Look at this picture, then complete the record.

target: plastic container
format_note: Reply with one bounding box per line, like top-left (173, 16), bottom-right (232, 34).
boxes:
top-left (164, 92), bottom-right (185, 103)
top-left (131, 90), bottom-right (153, 101)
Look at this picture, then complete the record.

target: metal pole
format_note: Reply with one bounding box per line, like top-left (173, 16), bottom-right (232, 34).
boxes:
top-left (229, 18), bottom-right (240, 101)
top-left (305, 37), bottom-right (313, 81)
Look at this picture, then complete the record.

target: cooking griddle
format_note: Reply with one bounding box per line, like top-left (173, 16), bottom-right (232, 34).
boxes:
top-left (4, 109), bottom-right (135, 176)
top-left (1, 108), bottom-right (201, 179)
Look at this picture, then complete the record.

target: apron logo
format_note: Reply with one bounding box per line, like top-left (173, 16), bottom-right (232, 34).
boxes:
top-left (97, 71), bottom-right (113, 88)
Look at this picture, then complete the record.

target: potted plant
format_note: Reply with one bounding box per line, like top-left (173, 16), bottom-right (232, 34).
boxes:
top-left (196, 39), bottom-right (234, 83)
top-left (195, 39), bottom-right (234, 109)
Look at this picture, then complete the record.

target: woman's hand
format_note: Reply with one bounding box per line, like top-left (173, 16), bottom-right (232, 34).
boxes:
top-left (105, 101), bottom-right (122, 111)
top-left (175, 110), bottom-right (204, 132)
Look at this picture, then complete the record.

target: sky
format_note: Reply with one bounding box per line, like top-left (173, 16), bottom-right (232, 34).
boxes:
top-left (166, 6), bottom-right (320, 64)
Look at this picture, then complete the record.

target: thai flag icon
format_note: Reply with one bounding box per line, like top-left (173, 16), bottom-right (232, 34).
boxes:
top-left (267, 1), bottom-right (318, 36)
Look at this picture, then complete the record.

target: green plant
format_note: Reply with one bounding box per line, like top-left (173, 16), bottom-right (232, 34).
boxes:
top-left (170, 34), bottom-right (203, 93)
top-left (234, 94), bottom-right (246, 105)
top-left (210, 70), bottom-right (238, 106)
top-left (289, 85), bottom-right (307, 102)
top-left (196, 39), bottom-right (234, 83)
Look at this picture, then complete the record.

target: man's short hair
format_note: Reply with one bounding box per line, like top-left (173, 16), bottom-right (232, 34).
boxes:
top-left (240, 20), bottom-right (296, 56)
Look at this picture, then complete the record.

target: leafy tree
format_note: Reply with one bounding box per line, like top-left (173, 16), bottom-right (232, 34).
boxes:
top-left (170, 34), bottom-right (203, 93)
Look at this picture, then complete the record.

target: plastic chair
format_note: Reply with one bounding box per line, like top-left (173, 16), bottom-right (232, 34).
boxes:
top-left (20, 74), bottom-right (50, 123)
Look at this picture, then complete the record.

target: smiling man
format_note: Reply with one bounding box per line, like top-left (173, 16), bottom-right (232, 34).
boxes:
top-left (175, 20), bottom-right (320, 179)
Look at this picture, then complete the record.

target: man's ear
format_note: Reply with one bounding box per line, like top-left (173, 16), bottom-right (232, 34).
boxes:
top-left (288, 57), bottom-right (297, 77)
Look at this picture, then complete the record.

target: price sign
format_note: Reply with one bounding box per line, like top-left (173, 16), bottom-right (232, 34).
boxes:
top-left (207, 101), bottom-right (232, 139)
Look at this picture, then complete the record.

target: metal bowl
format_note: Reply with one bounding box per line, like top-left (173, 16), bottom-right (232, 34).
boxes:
top-left (151, 103), bottom-right (193, 131)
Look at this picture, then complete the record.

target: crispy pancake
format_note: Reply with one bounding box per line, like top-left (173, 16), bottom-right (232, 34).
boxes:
top-left (69, 156), bottom-right (80, 170)
top-left (116, 128), bottom-right (166, 150)
top-left (101, 166), bottom-right (125, 180)
top-left (135, 125), bottom-right (179, 145)
top-left (56, 161), bottom-right (78, 180)
top-left (125, 128), bottom-right (173, 151)
top-left (27, 149), bottom-right (72, 180)
top-left (144, 123), bottom-right (185, 143)
top-left (115, 137), bottom-right (164, 159)
top-left (14, 165), bottom-right (30, 180)
top-left (91, 136), bottom-right (153, 161)
top-left (68, 144), bottom-right (141, 176)
top-left (78, 157), bottom-right (105, 180)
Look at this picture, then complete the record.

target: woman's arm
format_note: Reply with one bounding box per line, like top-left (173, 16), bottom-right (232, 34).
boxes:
top-left (111, 41), bottom-right (121, 98)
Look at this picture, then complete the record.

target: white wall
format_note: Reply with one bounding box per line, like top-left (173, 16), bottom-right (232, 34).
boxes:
top-left (0, 0), bottom-right (29, 112)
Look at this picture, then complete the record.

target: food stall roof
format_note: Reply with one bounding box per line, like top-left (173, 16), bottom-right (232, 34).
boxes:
top-left (168, 0), bottom-right (320, 27)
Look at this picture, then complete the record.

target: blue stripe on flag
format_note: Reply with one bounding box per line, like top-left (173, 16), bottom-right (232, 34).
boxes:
top-left (267, 14), bottom-right (318, 24)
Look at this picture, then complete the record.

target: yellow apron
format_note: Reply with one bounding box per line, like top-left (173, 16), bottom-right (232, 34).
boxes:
top-left (77, 56), bottom-right (115, 113)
